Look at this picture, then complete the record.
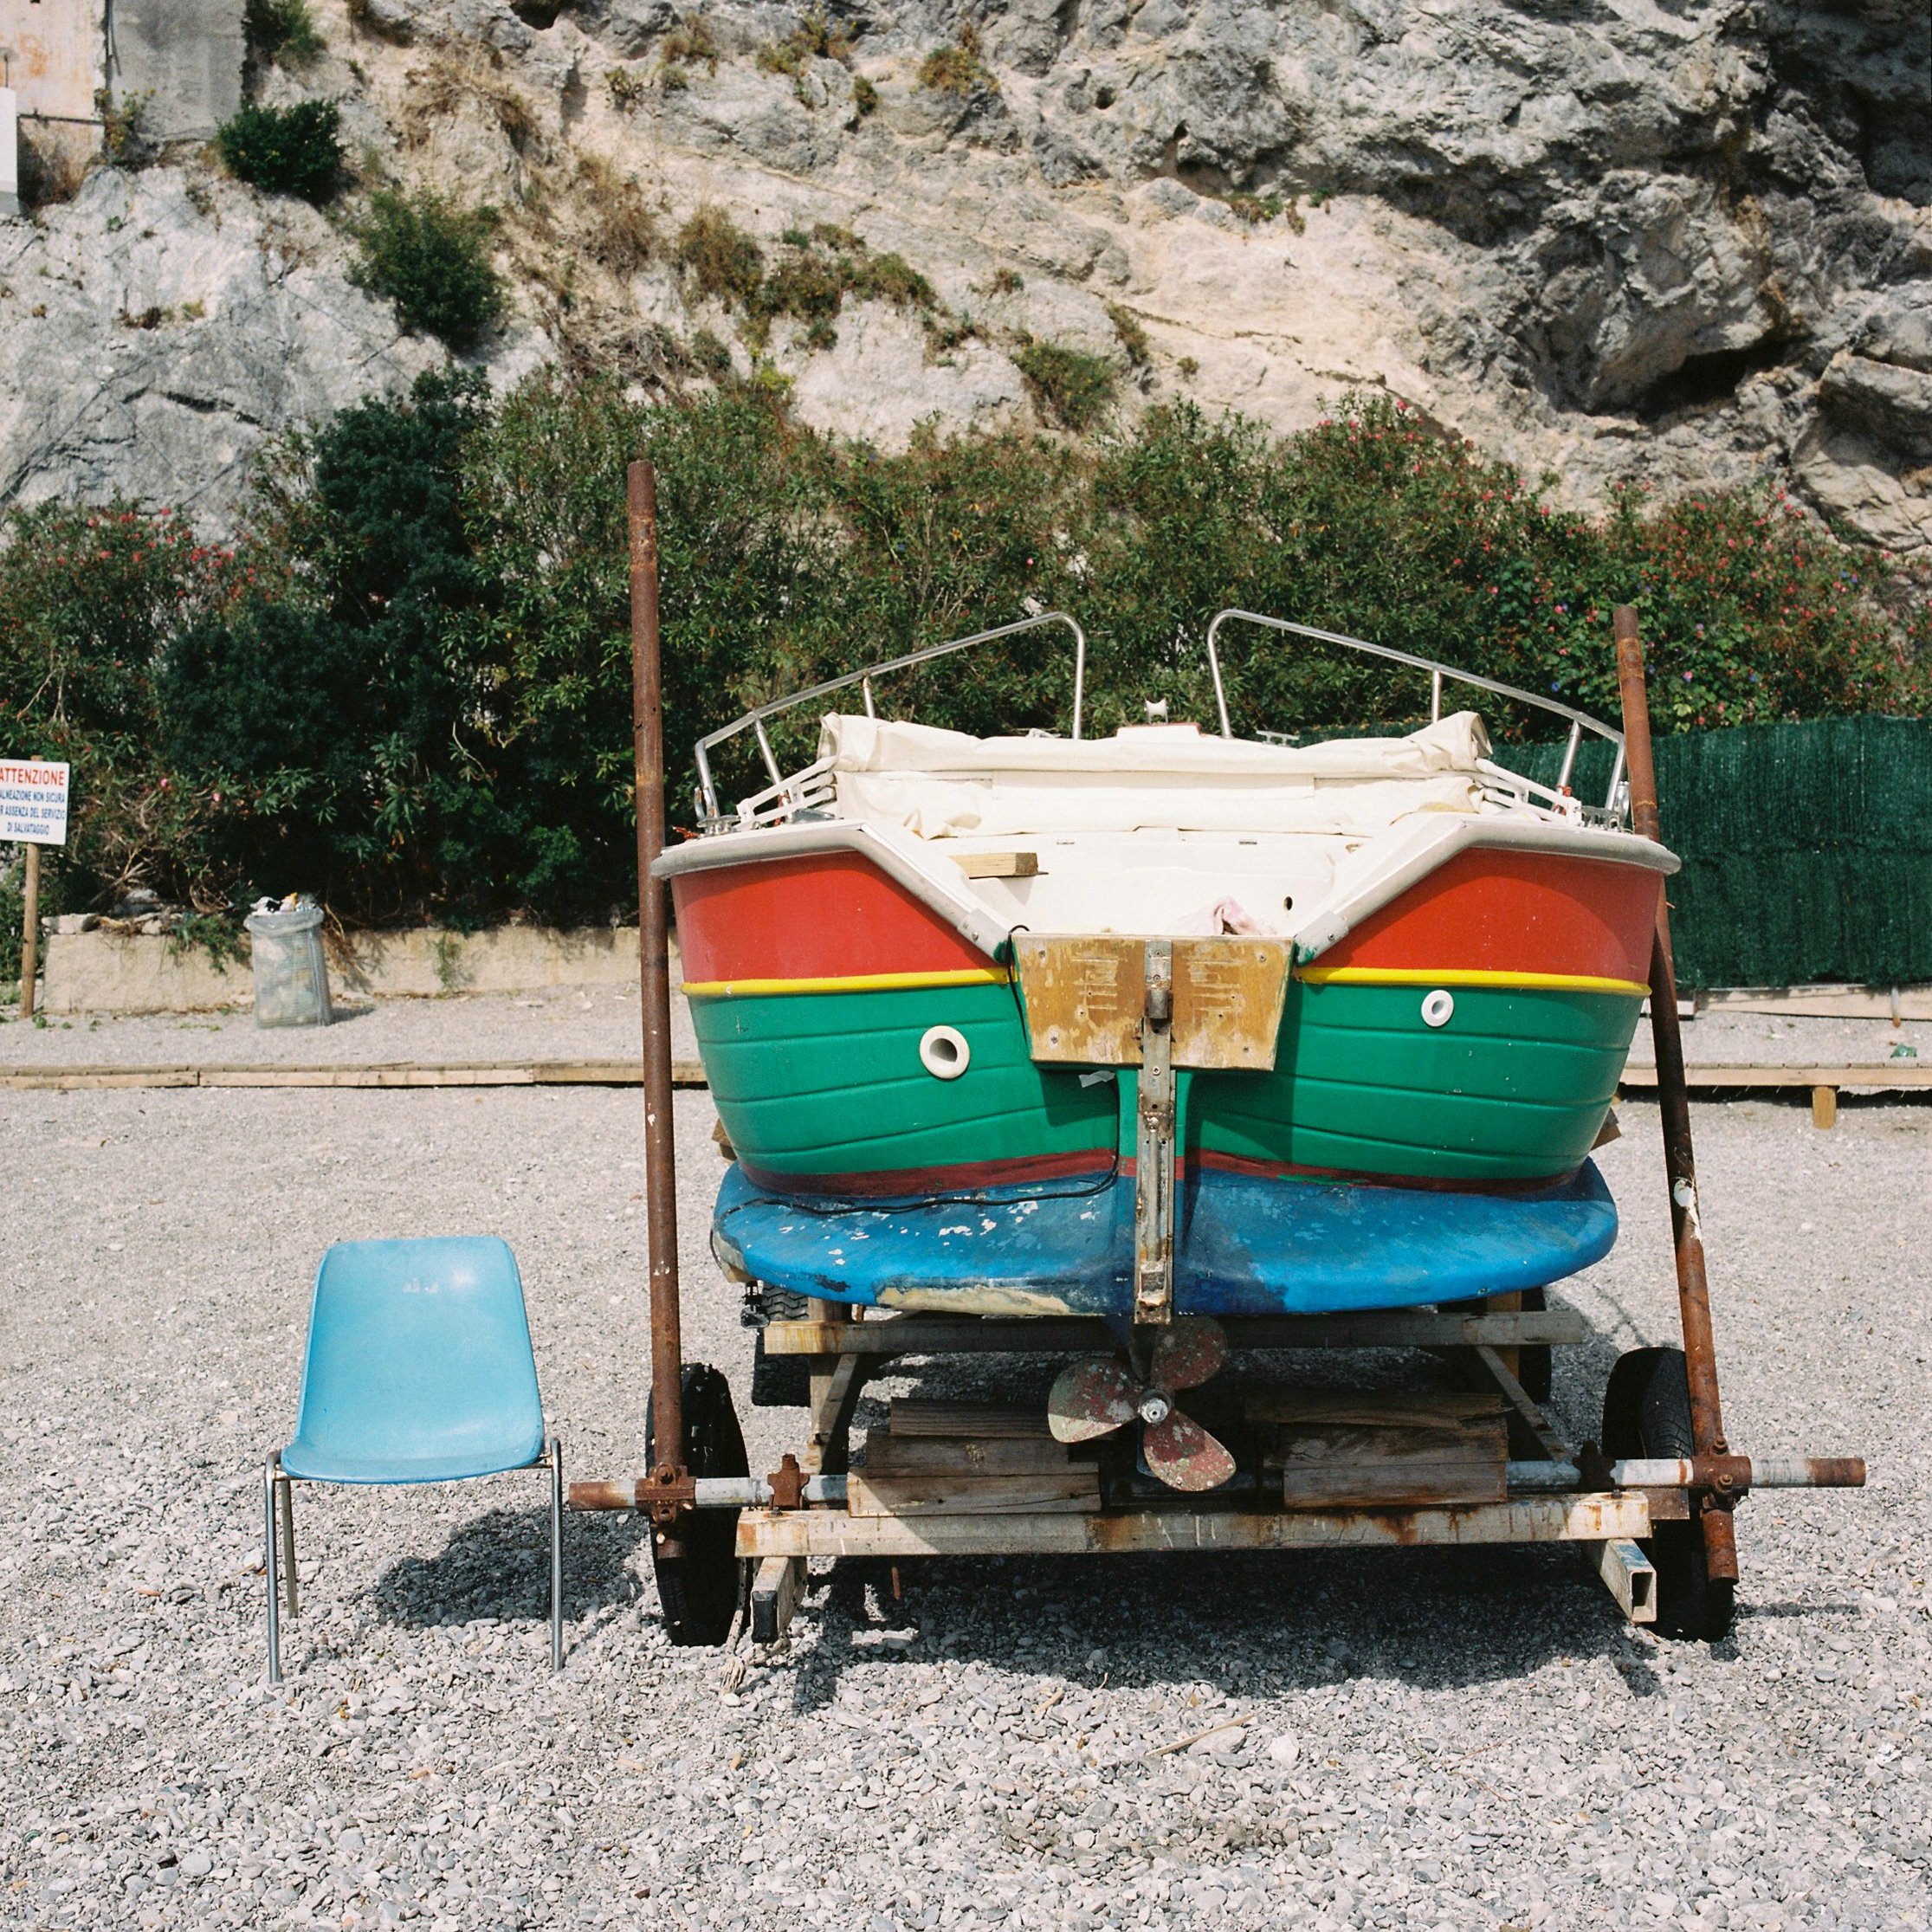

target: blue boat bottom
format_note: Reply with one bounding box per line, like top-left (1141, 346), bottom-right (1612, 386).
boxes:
top-left (710, 1161), bottom-right (1618, 1319)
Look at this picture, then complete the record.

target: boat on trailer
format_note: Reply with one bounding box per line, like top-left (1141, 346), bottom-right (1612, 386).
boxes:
top-left (567, 478), bottom-right (1864, 1642)
top-left (667, 610), bottom-right (1673, 1368)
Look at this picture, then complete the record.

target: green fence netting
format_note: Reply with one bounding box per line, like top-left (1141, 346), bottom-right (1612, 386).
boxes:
top-left (1513, 717), bottom-right (1932, 990)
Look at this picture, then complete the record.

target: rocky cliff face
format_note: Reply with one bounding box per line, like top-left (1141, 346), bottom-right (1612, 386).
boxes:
top-left (4, 0), bottom-right (1928, 549)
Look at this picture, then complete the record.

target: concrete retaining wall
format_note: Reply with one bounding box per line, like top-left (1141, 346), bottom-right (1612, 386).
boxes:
top-left (41, 926), bottom-right (666, 1013)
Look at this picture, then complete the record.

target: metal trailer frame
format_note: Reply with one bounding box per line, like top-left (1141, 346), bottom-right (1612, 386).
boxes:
top-left (569, 462), bottom-right (1863, 1649)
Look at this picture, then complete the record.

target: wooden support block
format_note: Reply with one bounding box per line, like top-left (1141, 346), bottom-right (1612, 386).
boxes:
top-left (808, 1353), bottom-right (868, 1477)
top-left (1244, 1390), bottom-right (1502, 1426)
top-left (955, 851), bottom-right (1040, 879)
top-left (760, 1308), bottom-right (1588, 1359)
top-left (862, 1432), bottom-right (1075, 1475)
top-left (1812, 1084), bottom-right (1838, 1129)
top-left (749, 1554), bottom-right (805, 1644)
top-left (846, 1470), bottom-right (1101, 1516)
top-left (1251, 1389), bottom-right (1508, 1509)
top-left (888, 1399), bottom-right (1053, 1439)
top-left (736, 1493), bottom-right (1653, 1560)
top-left (1472, 1345), bottom-right (1573, 1463)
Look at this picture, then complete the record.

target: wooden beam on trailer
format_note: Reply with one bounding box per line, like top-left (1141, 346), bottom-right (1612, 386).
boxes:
top-left (733, 1492), bottom-right (1651, 1560)
top-left (1472, 1344), bottom-right (1574, 1463)
top-left (0, 1058), bottom-right (712, 1090)
top-left (761, 1307), bottom-right (1590, 1359)
top-left (11, 1056), bottom-right (1925, 1095)
top-left (1616, 1063), bottom-right (1932, 1090)
top-left (748, 1554), bottom-right (805, 1644)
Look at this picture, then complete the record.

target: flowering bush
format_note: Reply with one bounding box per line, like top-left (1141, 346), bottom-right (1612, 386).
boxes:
top-left (2, 383), bottom-right (1923, 928)
top-left (0, 502), bottom-right (242, 909)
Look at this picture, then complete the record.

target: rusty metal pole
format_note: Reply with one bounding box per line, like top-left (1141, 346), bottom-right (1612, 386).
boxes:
top-left (19, 840), bottom-right (40, 1019)
top-left (1613, 604), bottom-right (1740, 1585)
top-left (630, 459), bottom-right (687, 1545)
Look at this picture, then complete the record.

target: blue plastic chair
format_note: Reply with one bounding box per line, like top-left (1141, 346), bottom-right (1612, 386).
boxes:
top-left (265, 1237), bottom-right (562, 1683)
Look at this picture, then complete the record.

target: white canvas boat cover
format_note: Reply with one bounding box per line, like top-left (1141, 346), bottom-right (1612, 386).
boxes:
top-left (817, 713), bottom-right (1494, 837)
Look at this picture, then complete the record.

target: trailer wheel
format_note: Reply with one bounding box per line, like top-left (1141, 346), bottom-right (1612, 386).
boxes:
top-left (644, 1365), bottom-right (749, 1646)
top-left (751, 1288), bottom-right (814, 1407)
top-left (1601, 1346), bottom-right (1735, 1643)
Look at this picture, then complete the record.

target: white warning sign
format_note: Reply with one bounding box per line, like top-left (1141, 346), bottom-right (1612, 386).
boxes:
top-left (0, 759), bottom-right (69, 845)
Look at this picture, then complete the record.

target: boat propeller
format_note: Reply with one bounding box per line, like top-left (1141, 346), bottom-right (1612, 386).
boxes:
top-left (1045, 1317), bottom-right (1236, 1491)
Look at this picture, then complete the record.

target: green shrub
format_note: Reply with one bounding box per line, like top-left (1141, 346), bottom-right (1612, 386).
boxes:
top-left (675, 206), bottom-right (766, 307)
top-left (350, 189), bottom-right (504, 350)
top-left (96, 88), bottom-right (154, 168)
top-left (851, 74), bottom-right (879, 114)
top-left (1015, 339), bottom-right (1117, 431)
top-left (245, 0), bottom-right (325, 65)
top-left (675, 214), bottom-right (938, 348)
top-left (759, 12), bottom-right (852, 94)
top-left (918, 24), bottom-right (994, 94)
top-left (161, 372), bottom-right (507, 912)
top-left (850, 249), bottom-right (935, 308)
top-left (656, 17), bottom-right (719, 81)
top-left (216, 99), bottom-right (342, 203)
top-left (1107, 301), bottom-right (1149, 367)
top-left (575, 153), bottom-right (658, 275)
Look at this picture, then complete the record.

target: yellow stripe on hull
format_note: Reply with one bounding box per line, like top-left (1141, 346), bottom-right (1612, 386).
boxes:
top-left (683, 966), bottom-right (1011, 998)
top-left (1296, 965), bottom-right (1650, 998)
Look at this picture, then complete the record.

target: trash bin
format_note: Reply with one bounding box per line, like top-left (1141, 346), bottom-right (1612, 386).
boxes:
top-left (246, 898), bottom-right (333, 1029)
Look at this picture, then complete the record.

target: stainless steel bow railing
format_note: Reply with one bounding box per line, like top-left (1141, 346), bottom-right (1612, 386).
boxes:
top-left (693, 611), bottom-right (1087, 828)
top-left (1204, 610), bottom-right (1627, 811)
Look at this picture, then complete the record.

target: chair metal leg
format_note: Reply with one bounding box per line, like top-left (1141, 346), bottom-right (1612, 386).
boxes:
top-left (264, 1457), bottom-right (283, 1686)
top-left (547, 1436), bottom-right (564, 1670)
top-left (277, 1472), bottom-right (299, 1619)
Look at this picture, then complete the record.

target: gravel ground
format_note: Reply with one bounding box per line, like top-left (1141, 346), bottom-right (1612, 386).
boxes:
top-left (2, 992), bottom-right (1928, 1080)
top-left (2, 1082), bottom-right (1928, 1932)
top-left (0, 987), bottom-right (699, 1069)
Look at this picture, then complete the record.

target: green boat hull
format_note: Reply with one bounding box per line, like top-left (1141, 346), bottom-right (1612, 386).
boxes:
top-left (689, 975), bottom-right (1643, 1192)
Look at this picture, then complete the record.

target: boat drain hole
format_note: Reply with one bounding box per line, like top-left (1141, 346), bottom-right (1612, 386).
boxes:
top-left (1421, 988), bottom-right (1455, 1029)
top-left (920, 1024), bottom-right (971, 1079)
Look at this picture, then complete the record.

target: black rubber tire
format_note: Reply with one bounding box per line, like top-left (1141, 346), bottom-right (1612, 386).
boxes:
top-left (1601, 1345), bottom-right (1735, 1643)
top-left (751, 1328), bottom-right (814, 1408)
top-left (645, 1364), bottom-right (748, 1646)
top-left (749, 1287), bottom-right (814, 1407)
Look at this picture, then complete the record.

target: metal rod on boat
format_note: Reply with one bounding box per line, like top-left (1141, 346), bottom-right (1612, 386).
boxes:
top-left (1614, 604), bottom-right (1739, 1587)
top-left (630, 457), bottom-right (688, 1555)
top-left (1204, 611), bottom-right (1235, 738)
top-left (1430, 669), bottom-right (1442, 723)
top-left (753, 719), bottom-right (783, 785)
top-left (1556, 720), bottom-right (1582, 792)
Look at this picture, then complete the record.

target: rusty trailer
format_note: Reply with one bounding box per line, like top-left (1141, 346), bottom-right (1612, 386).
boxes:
top-left (568, 461), bottom-right (1864, 1650)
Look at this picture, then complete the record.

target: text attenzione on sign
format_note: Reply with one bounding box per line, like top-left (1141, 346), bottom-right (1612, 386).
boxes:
top-left (0, 760), bottom-right (70, 846)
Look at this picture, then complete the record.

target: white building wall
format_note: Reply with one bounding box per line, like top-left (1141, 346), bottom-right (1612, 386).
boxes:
top-left (0, 86), bottom-right (16, 216)
top-left (0, 0), bottom-right (103, 123)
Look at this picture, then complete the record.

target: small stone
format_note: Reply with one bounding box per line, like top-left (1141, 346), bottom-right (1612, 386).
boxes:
top-left (1268, 1732), bottom-right (1301, 1767)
